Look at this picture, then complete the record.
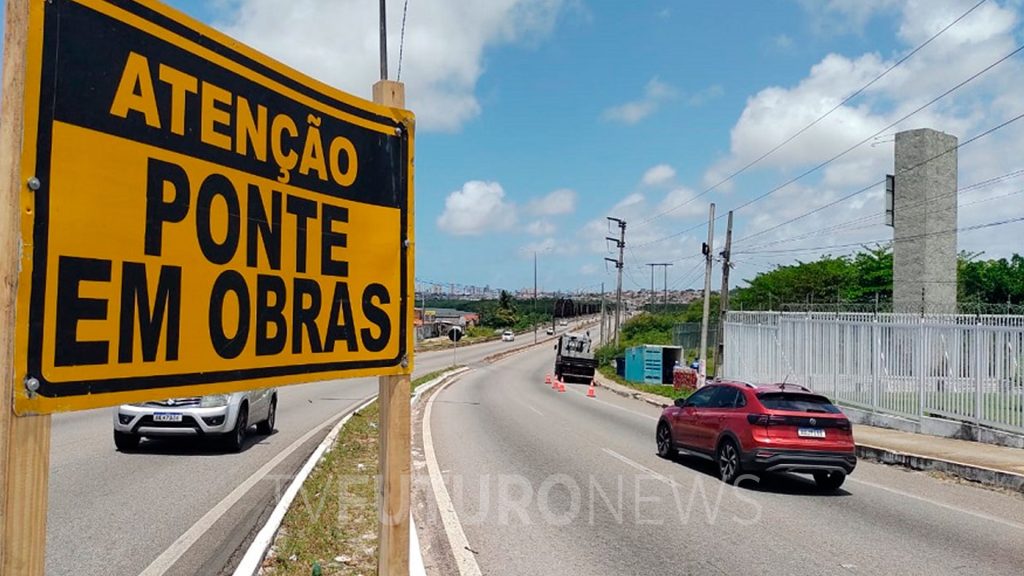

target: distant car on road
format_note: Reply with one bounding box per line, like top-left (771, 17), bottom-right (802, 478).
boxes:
top-left (546, 326), bottom-right (555, 335)
top-left (559, 319), bottom-right (568, 327)
top-left (656, 381), bottom-right (856, 490)
top-left (502, 330), bottom-right (515, 342)
top-left (113, 389), bottom-right (277, 453)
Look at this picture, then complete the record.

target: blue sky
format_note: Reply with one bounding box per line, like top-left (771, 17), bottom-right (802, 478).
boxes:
top-left (5, 0), bottom-right (1024, 295)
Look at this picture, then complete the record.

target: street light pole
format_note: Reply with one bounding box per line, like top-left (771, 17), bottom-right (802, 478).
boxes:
top-left (534, 251), bottom-right (538, 344)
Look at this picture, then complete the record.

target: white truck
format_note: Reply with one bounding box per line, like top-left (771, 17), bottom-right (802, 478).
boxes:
top-left (554, 332), bottom-right (598, 383)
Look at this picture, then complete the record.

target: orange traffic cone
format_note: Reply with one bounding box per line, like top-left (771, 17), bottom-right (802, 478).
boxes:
top-left (587, 381), bottom-right (596, 398)
top-left (551, 377), bottom-right (559, 390)
top-left (545, 374), bottom-right (552, 385)
top-left (558, 380), bottom-right (566, 393)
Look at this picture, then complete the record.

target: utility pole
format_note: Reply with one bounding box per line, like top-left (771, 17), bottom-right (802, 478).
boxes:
top-left (648, 263), bottom-right (655, 313)
top-left (663, 263), bottom-right (672, 312)
top-left (605, 217), bottom-right (626, 347)
top-left (599, 282), bottom-right (606, 344)
top-left (698, 203), bottom-right (716, 387)
top-left (534, 251), bottom-right (538, 344)
top-left (713, 211), bottom-right (733, 379)
top-left (646, 263), bottom-right (671, 313)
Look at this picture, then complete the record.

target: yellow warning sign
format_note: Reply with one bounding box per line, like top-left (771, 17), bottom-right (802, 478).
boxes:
top-left (12, 0), bottom-right (414, 414)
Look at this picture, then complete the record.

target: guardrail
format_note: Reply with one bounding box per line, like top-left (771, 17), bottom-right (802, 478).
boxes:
top-left (723, 311), bottom-right (1024, 434)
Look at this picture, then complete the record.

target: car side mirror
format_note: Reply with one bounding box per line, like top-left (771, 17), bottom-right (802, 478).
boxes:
top-left (674, 397), bottom-right (687, 408)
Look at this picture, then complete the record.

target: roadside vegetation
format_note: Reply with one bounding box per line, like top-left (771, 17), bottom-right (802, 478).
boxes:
top-left (727, 245), bottom-right (1024, 311)
top-left (261, 368), bottom-right (458, 575)
top-left (425, 290), bottom-right (599, 332)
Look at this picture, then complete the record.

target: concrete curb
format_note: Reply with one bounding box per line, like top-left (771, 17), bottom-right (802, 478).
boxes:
top-left (855, 444), bottom-right (1024, 493)
top-left (592, 372), bottom-right (670, 409)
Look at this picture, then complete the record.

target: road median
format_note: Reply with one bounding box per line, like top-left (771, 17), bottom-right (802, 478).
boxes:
top-left (234, 367), bottom-right (466, 576)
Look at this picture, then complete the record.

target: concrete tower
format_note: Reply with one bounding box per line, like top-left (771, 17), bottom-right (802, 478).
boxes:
top-left (892, 128), bottom-right (958, 314)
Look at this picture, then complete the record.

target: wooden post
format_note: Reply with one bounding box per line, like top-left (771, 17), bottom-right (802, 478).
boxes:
top-left (374, 79), bottom-right (410, 576)
top-left (1, 1), bottom-right (52, 574)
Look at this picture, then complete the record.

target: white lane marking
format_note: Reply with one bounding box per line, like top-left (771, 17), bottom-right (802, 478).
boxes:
top-left (422, 372), bottom-right (484, 576)
top-left (232, 395), bottom-right (378, 576)
top-left (848, 477), bottom-right (1024, 531)
top-left (602, 448), bottom-right (680, 488)
top-left (564, 387), bottom-right (659, 421)
top-left (139, 396), bottom-right (377, 576)
top-left (522, 402), bottom-right (544, 416)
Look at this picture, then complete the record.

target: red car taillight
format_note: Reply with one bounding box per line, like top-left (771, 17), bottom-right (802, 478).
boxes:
top-left (746, 414), bottom-right (787, 426)
top-left (836, 419), bottom-right (851, 431)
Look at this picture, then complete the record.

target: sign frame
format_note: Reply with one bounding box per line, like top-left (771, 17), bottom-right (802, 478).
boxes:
top-left (12, 0), bottom-right (415, 414)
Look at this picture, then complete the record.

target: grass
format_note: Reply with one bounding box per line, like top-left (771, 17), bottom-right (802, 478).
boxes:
top-left (262, 366), bottom-right (460, 575)
top-left (598, 365), bottom-right (693, 401)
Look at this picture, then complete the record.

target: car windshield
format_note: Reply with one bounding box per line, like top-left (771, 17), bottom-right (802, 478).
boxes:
top-left (757, 392), bottom-right (841, 413)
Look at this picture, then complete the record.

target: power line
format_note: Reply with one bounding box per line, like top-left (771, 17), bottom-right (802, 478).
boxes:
top-left (735, 213), bottom-right (1024, 256)
top-left (744, 185), bottom-right (1024, 254)
top-left (732, 109), bottom-right (1024, 248)
top-left (397, 0), bottom-right (411, 81)
top-left (737, 167), bottom-right (1024, 252)
top-left (726, 41), bottom-right (1024, 219)
top-left (638, 33), bottom-right (1024, 253)
top-left (640, 0), bottom-right (989, 225)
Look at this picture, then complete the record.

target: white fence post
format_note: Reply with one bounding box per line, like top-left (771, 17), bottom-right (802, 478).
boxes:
top-left (832, 315), bottom-right (839, 402)
top-left (871, 315), bottom-right (880, 411)
top-left (803, 314), bottom-right (811, 385)
top-left (975, 325), bottom-right (984, 426)
top-left (918, 317), bottom-right (926, 419)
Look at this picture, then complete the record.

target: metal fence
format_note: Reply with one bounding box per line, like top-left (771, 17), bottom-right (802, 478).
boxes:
top-left (722, 311), bottom-right (1024, 434)
top-left (672, 322), bottom-right (718, 351)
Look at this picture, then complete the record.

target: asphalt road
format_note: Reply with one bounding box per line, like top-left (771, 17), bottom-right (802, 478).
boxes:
top-left (45, 327), bottom-right (565, 576)
top-left (422, 342), bottom-right (1024, 575)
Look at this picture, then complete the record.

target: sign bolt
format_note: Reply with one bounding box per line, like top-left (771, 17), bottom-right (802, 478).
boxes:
top-left (27, 177), bottom-right (41, 191)
top-left (401, 356), bottom-right (409, 368)
top-left (24, 376), bottom-right (40, 396)
top-left (395, 126), bottom-right (403, 136)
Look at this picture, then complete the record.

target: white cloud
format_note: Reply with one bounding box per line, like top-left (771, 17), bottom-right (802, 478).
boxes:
top-left (526, 188), bottom-right (577, 215)
top-left (657, 187), bottom-right (705, 219)
top-left (519, 236), bottom-right (578, 256)
top-left (798, 0), bottom-right (902, 35)
top-left (602, 77), bottom-right (676, 124)
top-left (579, 263), bottom-right (598, 275)
top-left (578, 190), bottom-right (706, 276)
top-left (217, 0), bottom-right (570, 132)
top-left (641, 164), bottom-right (676, 187)
top-left (772, 33), bottom-right (794, 50)
top-left (526, 220), bottom-right (556, 236)
top-left (687, 84), bottom-right (724, 107)
top-left (437, 181), bottom-right (517, 235)
top-left (656, 0), bottom-right (1024, 283)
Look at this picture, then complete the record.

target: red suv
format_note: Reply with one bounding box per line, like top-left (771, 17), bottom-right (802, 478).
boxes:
top-left (656, 381), bottom-right (856, 490)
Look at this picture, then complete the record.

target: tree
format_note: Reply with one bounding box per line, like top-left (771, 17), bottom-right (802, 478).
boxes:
top-left (493, 290), bottom-right (518, 327)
